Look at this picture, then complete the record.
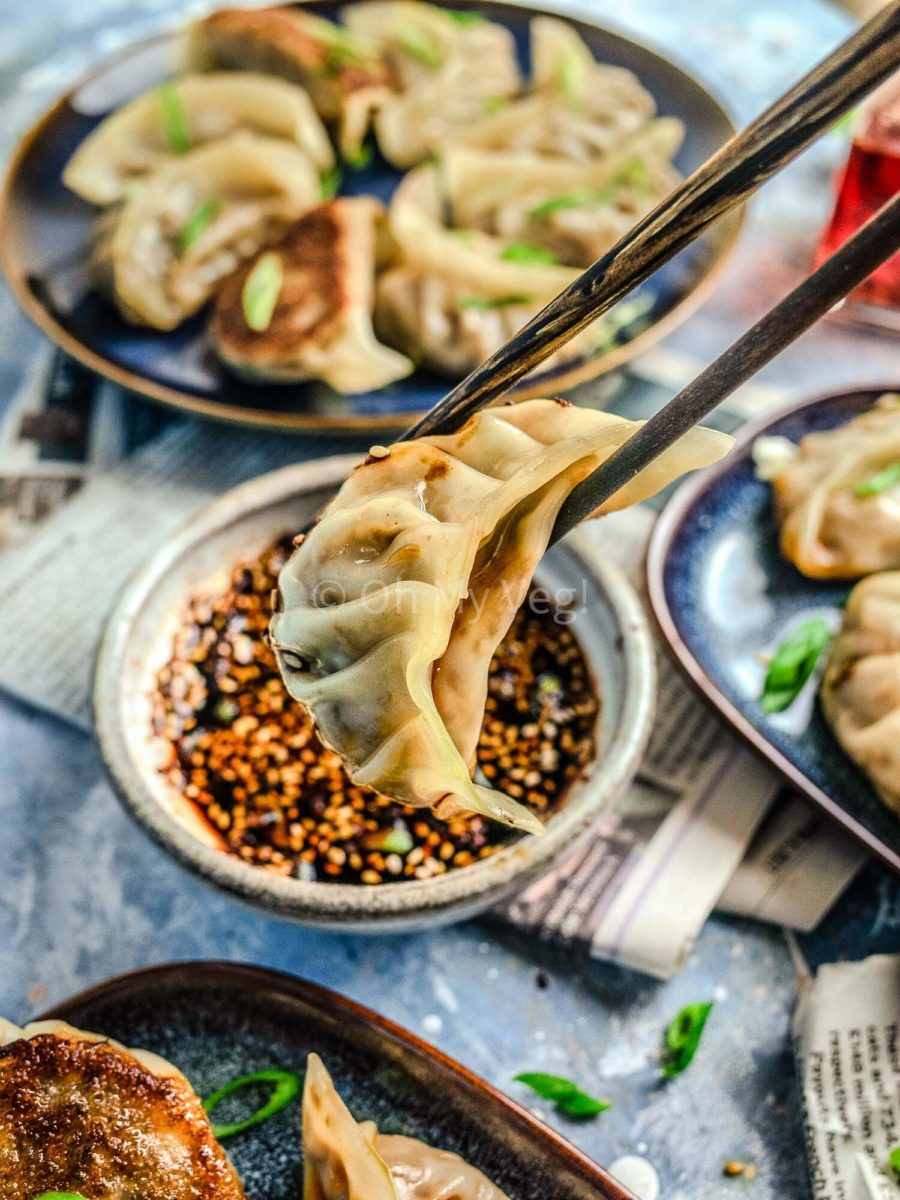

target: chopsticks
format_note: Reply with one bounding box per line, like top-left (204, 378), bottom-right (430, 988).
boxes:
top-left (550, 190), bottom-right (900, 544)
top-left (402, 1), bottom-right (900, 442)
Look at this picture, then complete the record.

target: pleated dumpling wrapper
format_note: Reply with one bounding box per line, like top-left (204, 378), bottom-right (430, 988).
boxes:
top-left (302, 1053), bottom-right (510, 1200)
top-left (96, 132), bottom-right (320, 330)
top-left (757, 393), bottom-right (900, 580)
top-left (271, 400), bottom-right (732, 833)
top-left (63, 73), bottom-right (333, 206)
top-left (820, 571), bottom-right (900, 816)
top-left (0, 1018), bottom-right (245, 1200)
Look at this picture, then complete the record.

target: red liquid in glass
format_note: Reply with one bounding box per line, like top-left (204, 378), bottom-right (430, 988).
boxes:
top-left (817, 79), bottom-right (900, 310)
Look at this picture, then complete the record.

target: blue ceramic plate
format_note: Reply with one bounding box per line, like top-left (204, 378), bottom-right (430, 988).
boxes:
top-left (646, 385), bottom-right (900, 873)
top-left (40, 961), bottom-right (632, 1199)
top-left (0, 0), bottom-right (739, 434)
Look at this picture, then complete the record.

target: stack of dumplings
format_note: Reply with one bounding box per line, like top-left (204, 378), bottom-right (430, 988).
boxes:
top-left (63, 2), bottom-right (684, 392)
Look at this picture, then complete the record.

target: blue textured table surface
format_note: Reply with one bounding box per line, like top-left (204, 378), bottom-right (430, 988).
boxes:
top-left (0, 2), bottom-right (898, 1198)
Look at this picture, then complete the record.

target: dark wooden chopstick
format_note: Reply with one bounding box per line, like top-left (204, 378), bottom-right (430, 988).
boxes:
top-left (548, 190), bottom-right (900, 544)
top-left (402, 1), bottom-right (900, 441)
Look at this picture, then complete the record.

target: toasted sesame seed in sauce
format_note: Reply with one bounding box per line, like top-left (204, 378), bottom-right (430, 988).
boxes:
top-left (152, 535), bottom-right (599, 884)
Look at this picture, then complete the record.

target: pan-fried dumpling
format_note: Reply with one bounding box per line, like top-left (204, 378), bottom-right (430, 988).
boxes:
top-left (0, 1018), bottom-right (245, 1200)
top-left (211, 197), bottom-right (413, 392)
top-left (302, 1054), bottom-right (510, 1200)
top-left (63, 73), bottom-right (333, 206)
top-left (452, 16), bottom-right (662, 164)
top-left (97, 132), bottom-right (320, 330)
top-left (820, 572), bottom-right (900, 816)
top-left (758, 395), bottom-right (900, 579)
top-left (271, 400), bottom-right (731, 832)
top-left (342, 1), bottom-right (520, 166)
top-left (181, 7), bottom-right (391, 160)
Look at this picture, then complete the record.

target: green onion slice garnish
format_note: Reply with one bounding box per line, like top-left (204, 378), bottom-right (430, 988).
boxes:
top-left (158, 82), bottom-right (190, 154)
top-left (661, 1001), bottom-right (713, 1078)
top-left (343, 140), bottom-right (374, 170)
top-left (499, 242), bottom-right (560, 266)
top-left (320, 164), bottom-right (343, 199)
top-left (760, 619), bottom-right (831, 715)
top-left (394, 26), bottom-right (444, 68)
top-left (242, 253), bottom-right (284, 333)
top-left (529, 159), bottom-right (652, 220)
top-left (854, 461), bottom-right (900, 498)
top-left (203, 1068), bottom-right (302, 1139)
top-left (179, 198), bottom-right (221, 254)
top-left (514, 1072), bottom-right (610, 1119)
top-left (889, 1145), bottom-right (900, 1182)
top-left (459, 294), bottom-right (532, 310)
top-left (32, 1194), bottom-right (91, 1199)
top-left (445, 8), bottom-right (483, 23)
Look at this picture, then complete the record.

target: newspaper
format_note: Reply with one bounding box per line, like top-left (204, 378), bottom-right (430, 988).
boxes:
top-left (793, 954), bottom-right (900, 1200)
top-left (0, 351), bottom-right (866, 977)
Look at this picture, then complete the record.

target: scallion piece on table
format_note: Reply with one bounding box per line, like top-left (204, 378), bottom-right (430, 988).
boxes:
top-left (203, 1068), bottom-right (301, 1139)
top-left (158, 82), bottom-right (190, 154)
top-left (242, 253), bottom-right (284, 333)
top-left (760, 619), bottom-right (831, 714)
top-left (660, 1001), bottom-right (713, 1078)
top-left (514, 1072), bottom-right (610, 1118)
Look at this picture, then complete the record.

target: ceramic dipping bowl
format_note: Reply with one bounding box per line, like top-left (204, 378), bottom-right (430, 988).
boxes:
top-left (95, 455), bottom-right (655, 931)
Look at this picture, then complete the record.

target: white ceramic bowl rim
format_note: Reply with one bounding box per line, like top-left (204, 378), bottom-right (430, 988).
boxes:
top-left (94, 455), bottom-right (656, 925)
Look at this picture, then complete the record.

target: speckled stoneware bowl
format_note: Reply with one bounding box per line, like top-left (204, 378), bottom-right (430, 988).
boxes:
top-left (95, 455), bottom-right (655, 930)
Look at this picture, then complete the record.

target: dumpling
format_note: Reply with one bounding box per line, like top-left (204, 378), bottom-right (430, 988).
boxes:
top-left (451, 16), bottom-right (662, 164)
top-left (759, 395), bottom-right (900, 579)
top-left (342, 0), bottom-right (521, 166)
top-left (63, 73), bottom-right (333, 206)
top-left (97, 132), bottom-right (320, 330)
top-left (820, 572), bottom-right (900, 816)
top-left (181, 7), bottom-right (392, 160)
top-left (302, 1054), bottom-right (510, 1200)
top-left (0, 1018), bottom-right (245, 1200)
top-left (271, 400), bottom-right (731, 832)
top-left (440, 127), bottom-right (682, 265)
top-left (211, 197), bottom-right (413, 393)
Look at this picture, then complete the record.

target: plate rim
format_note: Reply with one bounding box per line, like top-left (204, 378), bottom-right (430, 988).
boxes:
top-left (38, 958), bottom-right (636, 1200)
top-left (645, 382), bottom-right (900, 873)
top-left (0, 0), bottom-right (743, 436)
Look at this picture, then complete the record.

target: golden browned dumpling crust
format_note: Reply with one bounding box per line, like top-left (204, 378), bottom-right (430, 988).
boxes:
top-left (0, 1029), bottom-right (245, 1200)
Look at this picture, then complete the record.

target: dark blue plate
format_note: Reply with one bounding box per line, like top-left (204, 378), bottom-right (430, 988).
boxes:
top-left (647, 385), bottom-right (900, 873)
top-left (0, 0), bottom-right (739, 434)
top-left (40, 960), bottom-right (632, 1199)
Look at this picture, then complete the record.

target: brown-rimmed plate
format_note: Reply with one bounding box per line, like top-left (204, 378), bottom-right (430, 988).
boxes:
top-left (646, 385), bottom-right (900, 873)
top-left (0, 0), bottom-right (740, 435)
top-left (38, 960), bottom-right (634, 1199)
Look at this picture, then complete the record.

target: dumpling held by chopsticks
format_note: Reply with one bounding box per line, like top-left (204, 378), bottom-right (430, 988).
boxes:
top-left (271, 400), bottom-right (731, 834)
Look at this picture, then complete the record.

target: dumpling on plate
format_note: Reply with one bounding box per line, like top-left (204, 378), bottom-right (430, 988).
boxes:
top-left (441, 124), bottom-right (682, 266)
top-left (0, 1017), bottom-right (245, 1200)
top-left (181, 7), bottom-right (391, 160)
top-left (271, 400), bottom-right (731, 832)
top-left (302, 1053), bottom-right (510, 1200)
top-left (96, 131), bottom-right (320, 330)
top-left (757, 394), bottom-right (900, 579)
top-left (451, 16), bottom-right (663, 164)
top-left (820, 572), bottom-right (900, 816)
top-left (211, 197), bottom-right (413, 393)
top-left (342, 0), bottom-right (521, 166)
top-left (63, 72), bottom-right (334, 206)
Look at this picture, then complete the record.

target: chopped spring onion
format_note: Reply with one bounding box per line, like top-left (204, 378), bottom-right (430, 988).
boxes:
top-left (760, 619), bottom-right (831, 714)
top-left (445, 8), bottom-right (483, 23)
top-left (179, 198), bottom-right (221, 253)
top-left (203, 1068), bottom-right (301, 1139)
top-left (320, 164), bottom-right (343, 199)
top-left (32, 1194), bottom-right (91, 1199)
top-left (854, 462), bottom-right (900, 498)
top-left (158, 82), bottom-right (190, 154)
top-left (514, 1072), bottom-right (610, 1119)
top-left (483, 95), bottom-right (509, 114)
top-left (558, 45), bottom-right (586, 106)
top-left (499, 242), bottom-right (560, 266)
top-left (394, 26), bottom-right (444, 68)
top-left (528, 159), bottom-right (652, 220)
top-left (889, 1146), bottom-right (900, 1182)
top-left (343, 140), bottom-right (374, 170)
top-left (242, 253), bottom-right (284, 333)
top-left (459, 294), bottom-right (532, 311)
top-left (661, 1001), bottom-right (713, 1078)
